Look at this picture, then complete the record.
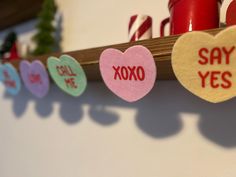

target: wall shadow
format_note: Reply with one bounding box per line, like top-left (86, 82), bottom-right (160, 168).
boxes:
top-left (58, 87), bottom-right (84, 125)
top-left (134, 81), bottom-right (236, 148)
top-left (2, 84), bottom-right (84, 124)
top-left (133, 81), bottom-right (236, 148)
top-left (3, 86), bottom-right (31, 118)
top-left (85, 83), bottom-right (121, 125)
top-left (134, 82), bottom-right (185, 138)
top-left (198, 99), bottom-right (236, 148)
top-left (2, 81), bottom-right (236, 148)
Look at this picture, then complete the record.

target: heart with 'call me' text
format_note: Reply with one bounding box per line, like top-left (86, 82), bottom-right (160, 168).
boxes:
top-left (47, 55), bottom-right (87, 97)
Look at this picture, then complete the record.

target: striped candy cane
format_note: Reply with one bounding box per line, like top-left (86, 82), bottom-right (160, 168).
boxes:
top-left (128, 15), bottom-right (152, 42)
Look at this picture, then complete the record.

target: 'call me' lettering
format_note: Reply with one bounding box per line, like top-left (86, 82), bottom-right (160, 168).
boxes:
top-left (65, 78), bottom-right (77, 89)
top-left (56, 65), bottom-right (78, 89)
top-left (56, 65), bottom-right (76, 77)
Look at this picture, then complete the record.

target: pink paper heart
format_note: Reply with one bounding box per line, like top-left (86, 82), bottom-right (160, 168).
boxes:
top-left (100, 45), bottom-right (156, 102)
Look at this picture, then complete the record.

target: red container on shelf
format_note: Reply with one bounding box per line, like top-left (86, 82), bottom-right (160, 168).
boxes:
top-left (160, 0), bottom-right (223, 36)
top-left (226, 0), bottom-right (236, 26)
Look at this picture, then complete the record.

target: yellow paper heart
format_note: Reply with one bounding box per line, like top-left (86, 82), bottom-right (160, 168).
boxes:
top-left (172, 26), bottom-right (236, 103)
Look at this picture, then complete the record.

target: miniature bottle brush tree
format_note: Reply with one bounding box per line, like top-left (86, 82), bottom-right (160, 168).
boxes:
top-left (32, 0), bottom-right (57, 56)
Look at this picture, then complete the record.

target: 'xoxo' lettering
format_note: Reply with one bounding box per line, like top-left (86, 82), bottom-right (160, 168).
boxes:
top-left (112, 66), bottom-right (145, 81)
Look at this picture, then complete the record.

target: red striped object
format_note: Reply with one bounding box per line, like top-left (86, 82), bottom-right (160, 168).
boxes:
top-left (128, 15), bottom-right (152, 42)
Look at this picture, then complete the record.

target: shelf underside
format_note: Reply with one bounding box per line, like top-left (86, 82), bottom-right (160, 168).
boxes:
top-left (0, 0), bottom-right (43, 31)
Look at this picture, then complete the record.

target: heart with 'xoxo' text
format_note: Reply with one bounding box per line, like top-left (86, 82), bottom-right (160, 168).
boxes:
top-left (47, 55), bottom-right (87, 97)
top-left (100, 45), bottom-right (156, 102)
top-left (172, 26), bottom-right (236, 103)
top-left (20, 60), bottom-right (49, 98)
top-left (0, 63), bottom-right (21, 95)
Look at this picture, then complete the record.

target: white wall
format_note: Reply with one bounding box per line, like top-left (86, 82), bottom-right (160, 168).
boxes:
top-left (1, 1), bottom-right (236, 177)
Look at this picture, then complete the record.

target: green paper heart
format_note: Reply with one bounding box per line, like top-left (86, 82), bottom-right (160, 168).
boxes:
top-left (47, 55), bottom-right (87, 97)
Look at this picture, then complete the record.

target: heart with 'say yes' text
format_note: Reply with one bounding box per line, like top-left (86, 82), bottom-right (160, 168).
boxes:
top-left (0, 63), bottom-right (21, 95)
top-left (99, 45), bottom-right (157, 102)
top-left (172, 26), bottom-right (236, 103)
top-left (20, 60), bottom-right (50, 98)
top-left (47, 55), bottom-right (87, 97)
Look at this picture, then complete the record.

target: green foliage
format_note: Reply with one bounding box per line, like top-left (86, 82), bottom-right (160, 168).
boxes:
top-left (33, 0), bottom-right (57, 56)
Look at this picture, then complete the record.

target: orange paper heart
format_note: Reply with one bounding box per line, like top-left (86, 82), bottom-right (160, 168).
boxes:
top-left (172, 27), bottom-right (236, 103)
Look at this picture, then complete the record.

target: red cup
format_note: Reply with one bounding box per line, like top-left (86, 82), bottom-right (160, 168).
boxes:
top-left (160, 0), bottom-right (223, 36)
top-left (226, 0), bottom-right (236, 26)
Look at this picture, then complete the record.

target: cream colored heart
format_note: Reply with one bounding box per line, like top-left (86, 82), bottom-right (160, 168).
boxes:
top-left (172, 26), bottom-right (236, 103)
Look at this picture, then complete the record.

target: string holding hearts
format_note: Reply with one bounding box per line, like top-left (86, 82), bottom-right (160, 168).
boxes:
top-left (172, 26), bottom-right (236, 103)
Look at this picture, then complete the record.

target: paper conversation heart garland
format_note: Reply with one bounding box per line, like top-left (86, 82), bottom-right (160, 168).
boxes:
top-left (99, 45), bottom-right (156, 102)
top-left (20, 60), bottom-right (50, 98)
top-left (172, 26), bottom-right (236, 103)
top-left (47, 55), bottom-right (87, 97)
top-left (0, 63), bottom-right (21, 95)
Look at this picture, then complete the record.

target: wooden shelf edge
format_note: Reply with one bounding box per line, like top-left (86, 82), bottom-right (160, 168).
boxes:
top-left (11, 27), bottom-right (225, 81)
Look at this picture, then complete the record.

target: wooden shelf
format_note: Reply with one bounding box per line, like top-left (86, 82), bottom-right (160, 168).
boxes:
top-left (0, 0), bottom-right (43, 31)
top-left (11, 28), bottom-right (224, 81)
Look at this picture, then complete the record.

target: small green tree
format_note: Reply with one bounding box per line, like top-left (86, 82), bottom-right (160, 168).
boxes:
top-left (33, 0), bottom-right (57, 56)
